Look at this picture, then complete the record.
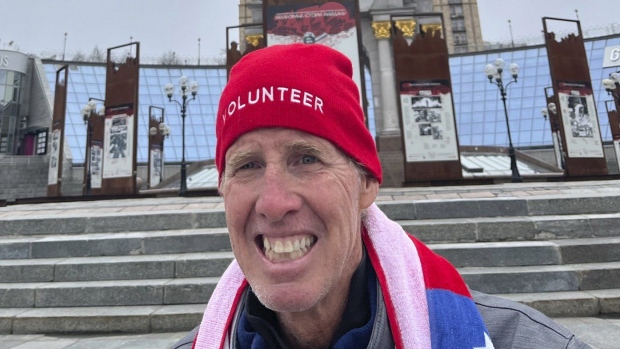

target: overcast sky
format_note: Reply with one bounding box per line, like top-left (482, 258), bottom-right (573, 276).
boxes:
top-left (0, 0), bottom-right (618, 62)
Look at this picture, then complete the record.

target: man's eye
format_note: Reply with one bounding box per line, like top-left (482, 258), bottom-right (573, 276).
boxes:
top-left (300, 155), bottom-right (319, 164)
top-left (239, 162), bottom-right (259, 170)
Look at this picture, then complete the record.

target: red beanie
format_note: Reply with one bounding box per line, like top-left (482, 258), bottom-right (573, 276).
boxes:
top-left (215, 44), bottom-right (382, 183)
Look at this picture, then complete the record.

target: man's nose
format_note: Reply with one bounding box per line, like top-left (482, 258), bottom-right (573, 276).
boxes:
top-left (255, 167), bottom-right (302, 222)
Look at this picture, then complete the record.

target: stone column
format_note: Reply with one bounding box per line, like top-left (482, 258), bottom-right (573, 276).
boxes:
top-left (371, 16), bottom-right (404, 187)
top-left (371, 19), bottom-right (400, 136)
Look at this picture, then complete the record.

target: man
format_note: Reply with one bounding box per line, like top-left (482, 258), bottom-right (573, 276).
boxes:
top-left (174, 44), bottom-right (590, 349)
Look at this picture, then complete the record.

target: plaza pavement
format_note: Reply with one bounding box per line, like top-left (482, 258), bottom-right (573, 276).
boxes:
top-left (1, 179), bottom-right (620, 348)
top-left (0, 316), bottom-right (617, 348)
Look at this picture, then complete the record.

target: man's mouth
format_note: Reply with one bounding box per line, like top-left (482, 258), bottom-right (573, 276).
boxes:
top-left (260, 235), bottom-right (317, 263)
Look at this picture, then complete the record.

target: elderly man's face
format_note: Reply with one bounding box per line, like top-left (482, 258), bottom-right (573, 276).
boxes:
top-left (220, 128), bottom-right (378, 313)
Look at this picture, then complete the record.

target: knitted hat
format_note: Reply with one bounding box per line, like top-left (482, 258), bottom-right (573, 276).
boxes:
top-left (215, 43), bottom-right (382, 183)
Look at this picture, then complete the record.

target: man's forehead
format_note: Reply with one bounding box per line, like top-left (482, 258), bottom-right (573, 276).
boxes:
top-left (225, 128), bottom-right (337, 158)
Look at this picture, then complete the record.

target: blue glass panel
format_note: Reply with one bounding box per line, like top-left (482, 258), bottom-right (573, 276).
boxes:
top-left (461, 55), bottom-right (474, 64)
top-left (525, 48), bottom-right (538, 57)
top-left (474, 55), bottom-right (488, 64)
top-left (591, 48), bottom-right (605, 60)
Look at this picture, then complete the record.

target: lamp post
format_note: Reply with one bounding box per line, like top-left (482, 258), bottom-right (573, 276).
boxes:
top-left (62, 32), bottom-right (67, 61)
top-left (164, 76), bottom-right (198, 196)
top-left (602, 72), bottom-right (620, 103)
top-left (484, 58), bottom-right (522, 182)
top-left (81, 98), bottom-right (105, 195)
top-left (508, 20), bottom-right (515, 48)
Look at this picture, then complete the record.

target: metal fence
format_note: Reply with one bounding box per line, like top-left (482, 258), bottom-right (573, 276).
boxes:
top-left (464, 23), bottom-right (620, 53)
top-left (16, 23), bottom-right (620, 64)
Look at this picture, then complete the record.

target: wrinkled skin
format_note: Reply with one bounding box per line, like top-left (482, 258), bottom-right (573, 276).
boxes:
top-left (220, 128), bottom-right (378, 348)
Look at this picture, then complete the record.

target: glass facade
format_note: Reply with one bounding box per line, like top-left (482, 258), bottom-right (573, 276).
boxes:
top-left (43, 64), bottom-right (228, 164)
top-left (42, 33), bottom-right (620, 164)
top-left (0, 69), bottom-right (24, 154)
top-left (449, 35), bottom-right (620, 148)
top-left (43, 63), bottom-right (377, 164)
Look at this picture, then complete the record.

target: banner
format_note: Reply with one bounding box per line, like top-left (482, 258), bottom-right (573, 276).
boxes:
top-left (149, 146), bottom-right (163, 188)
top-left (557, 82), bottom-right (604, 158)
top-left (48, 129), bottom-right (61, 185)
top-left (399, 80), bottom-right (459, 162)
top-left (103, 104), bottom-right (134, 178)
top-left (90, 141), bottom-right (103, 188)
top-left (265, 1), bottom-right (363, 102)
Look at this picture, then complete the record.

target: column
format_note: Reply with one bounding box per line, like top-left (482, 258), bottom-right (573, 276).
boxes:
top-left (371, 19), bottom-right (400, 135)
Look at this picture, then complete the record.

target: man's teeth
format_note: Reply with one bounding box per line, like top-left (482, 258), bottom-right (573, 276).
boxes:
top-left (263, 236), bottom-right (315, 262)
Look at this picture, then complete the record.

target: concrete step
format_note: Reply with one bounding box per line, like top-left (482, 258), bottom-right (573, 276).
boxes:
top-left (0, 215), bottom-right (617, 261)
top-left (0, 229), bottom-right (231, 259)
top-left (498, 289), bottom-right (620, 318)
top-left (0, 278), bottom-right (219, 308)
top-left (460, 262), bottom-right (620, 294)
top-left (0, 234), bottom-right (620, 283)
top-left (431, 237), bottom-right (620, 267)
top-left (0, 252), bottom-right (234, 283)
top-left (402, 213), bottom-right (620, 243)
top-left (3, 194), bottom-right (620, 236)
top-left (379, 194), bottom-right (620, 220)
top-left (0, 238), bottom-right (616, 283)
top-left (0, 209), bottom-right (227, 236)
top-left (0, 261), bottom-right (617, 309)
top-left (1, 214), bottom-right (619, 261)
top-left (0, 289), bottom-right (618, 334)
top-left (0, 304), bottom-right (207, 334)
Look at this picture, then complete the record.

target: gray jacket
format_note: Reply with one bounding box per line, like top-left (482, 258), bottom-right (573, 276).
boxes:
top-left (472, 290), bottom-right (591, 349)
top-left (171, 289), bottom-right (591, 349)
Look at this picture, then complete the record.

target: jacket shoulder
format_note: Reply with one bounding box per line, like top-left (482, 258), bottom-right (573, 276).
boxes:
top-left (471, 290), bottom-right (591, 349)
top-left (171, 326), bottom-right (199, 349)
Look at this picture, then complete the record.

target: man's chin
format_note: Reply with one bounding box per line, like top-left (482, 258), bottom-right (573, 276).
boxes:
top-left (253, 286), bottom-right (323, 313)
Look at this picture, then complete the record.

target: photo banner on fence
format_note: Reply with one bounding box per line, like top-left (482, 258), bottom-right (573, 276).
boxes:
top-left (399, 80), bottom-right (459, 162)
top-left (557, 81), bottom-right (604, 158)
top-left (103, 104), bottom-right (135, 179)
top-left (265, 1), bottom-right (363, 104)
top-left (48, 129), bottom-right (61, 185)
top-left (150, 145), bottom-right (163, 188)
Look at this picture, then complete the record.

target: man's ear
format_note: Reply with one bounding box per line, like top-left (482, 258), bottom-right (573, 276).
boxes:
top-left (359, 177), bottom-right (379, 210)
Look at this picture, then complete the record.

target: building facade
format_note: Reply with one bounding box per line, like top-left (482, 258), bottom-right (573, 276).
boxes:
top-left (238, 0), bottom-right (484, 53)
top-left (431, 0), bottom-right (484, 53)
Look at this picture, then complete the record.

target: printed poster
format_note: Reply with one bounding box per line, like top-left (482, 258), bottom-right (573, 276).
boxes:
top-left (47, 129), bottom-right (61, 185)
top-left (149, 146), bottom-right (163, 188)
top-left (103, 104), bottom-right (134, 178)
top-left (557, 82), bottom-right (604, 158)
top-left (400, 80), bottom-right (459, 162)
top-left (90, 141), bottom-right (103, 189)
top-left (265, 1), bottom-right (363, 103)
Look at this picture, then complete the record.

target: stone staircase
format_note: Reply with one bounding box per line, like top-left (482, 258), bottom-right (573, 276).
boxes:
top-left (0, 189), bottom-right (619, 334)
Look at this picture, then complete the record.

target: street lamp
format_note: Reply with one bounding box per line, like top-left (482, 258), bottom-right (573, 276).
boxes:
top-left (602, 72), bottom-right (620, 102)
top-left (149, 122), bottom-right (171, 138)
top-left (81, 98), bottom-right (105, 195)
top-left (164, 76), bottom-right (198, 196)
top-left (484, 58), bottom-right (522, 182)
